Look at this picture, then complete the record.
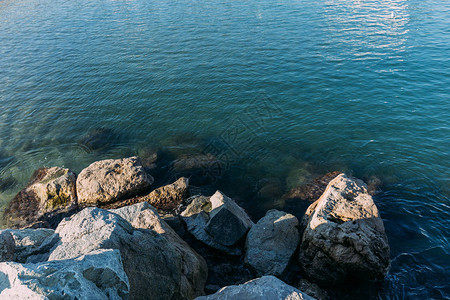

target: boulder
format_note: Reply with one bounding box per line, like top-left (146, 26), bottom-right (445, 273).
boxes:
top-left (101, 177), bottom-right (189, 211)
top-left (181, 191), bottom-right (253, 255)
top-left (76, 157), bottom-right (153, 206)
top-left (48, 205), bottom-right (206, 299)
top-left (171, 153), bottom-right (223, 186)
top-left (3, 167), bottom-right (77, 228)
top-left (0, 231), bottom-right (14, 262)
top-left (0, 228), bottom-right (57, 263)
top-left (0, 249), bottom-right (129, 299)
top-left (195, 275), bottom-right (315, 300)
top-left (298, 174), bottom-right (390, 285)
top-left (298, 279), bottom-right (329, 300)
top-left (245, 209), bottom-right (300, 276)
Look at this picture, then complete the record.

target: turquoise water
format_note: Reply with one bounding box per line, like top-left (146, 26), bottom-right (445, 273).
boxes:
top-left (0, 0), bottom-right (449, 297)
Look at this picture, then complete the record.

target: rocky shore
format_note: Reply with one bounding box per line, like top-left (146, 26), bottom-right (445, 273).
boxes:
top-left (0, 156), bottom-right (390, 299)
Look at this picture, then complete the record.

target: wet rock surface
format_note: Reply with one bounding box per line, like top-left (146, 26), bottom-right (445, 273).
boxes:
top-left (298, 173), bottom-right (390, 286)
top-left (3, 167), bottom-right (78, 228)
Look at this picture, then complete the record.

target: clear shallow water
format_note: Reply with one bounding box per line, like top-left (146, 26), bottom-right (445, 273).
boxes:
top-left (0, 0), bottom-right (449, 298)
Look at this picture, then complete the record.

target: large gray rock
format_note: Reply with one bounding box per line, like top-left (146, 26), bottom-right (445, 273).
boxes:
top-left (3, 167), bottom-right (77, 228)
top-left (76, 157), bottom-right (153, 206)
top-left (245, 209), bottom-right (300, 276)
top-left (195, 275), bottom-right (315, 300)
top-left (48, 205), bottom-right (206, 299)
top-left (298, 174), bottom-right (390, 285)
top-left (0, 231), bottom-right (14, 262)
top-left (0, 228), bottom-right (57, 263)
top-left (0, 249), bottom-right (129, 299)
top-left (181, 191), bottom-right (253, 255)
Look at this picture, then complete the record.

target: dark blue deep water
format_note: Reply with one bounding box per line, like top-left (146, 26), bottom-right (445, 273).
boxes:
top-left (0, 0), bottom-right (449, 298)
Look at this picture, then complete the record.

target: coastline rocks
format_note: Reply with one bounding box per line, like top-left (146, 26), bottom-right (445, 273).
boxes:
top-left (245, 209), bottom-right (300, 276)
top-left (101, 177), bottom-right (190, 211)
top-left (48, 206), bottom-right (206, 299)
top-left (195, 275), bottom-right (315, 300)
top-left (76, 157), bottom-right (153, 206)
top-left (181, 191), bottom-right (253, 255)
top-left (298, 174), bottom-right (390, 285)
top-left (0, 249), bottom-right (129, 299)
top-left (142, 177), bottom-right (189, 211)
top-left (0, 228), bottom-right (57, 263)
top-left (3, 167), bottom-right (77, 228)
top-left (0, 231), bottom-right (14, 262)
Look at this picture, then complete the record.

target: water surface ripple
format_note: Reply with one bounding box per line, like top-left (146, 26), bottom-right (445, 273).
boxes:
top-left (0, 0), bottom-right (449, 298)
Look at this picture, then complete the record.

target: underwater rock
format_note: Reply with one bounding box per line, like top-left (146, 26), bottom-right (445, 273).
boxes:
top-left (3, 167), bottom-right (78, 228)
top-left (0, 249), bottom-right (129, 299)
top-left (181, 191), bottom-right (253, 256)
top-left (245, 209), bottom-right (300, 276)
top-left (48, 206), bottom-right (206, 299)
top-left (78, 127), bottom-right (118, 152)
top-left (76, 157), bottom-right (153, 206)
top-left (195, 275), bottom-right (315, 300)
top-left (284, 171), bottom-right (341, 202)
top-left (298, 174), bottom-right (390, 286)
top-left (171, 153), bottom-right (224, 186)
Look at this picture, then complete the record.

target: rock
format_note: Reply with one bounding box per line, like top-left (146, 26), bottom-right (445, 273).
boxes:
top-left (48, 205), bottom-right (206, 299)
top-left (78, 127), bottom-right (118, 152)
top-left (195, 275), bottom-right (315, 300)
top-left (76, 157), bottom-right (154, 206)
top-left (298, 174), bottom-right (390, 285)
top-left (298, 279), bottom-right (329, 300)
top-left (245, 209), bottom-right (300, 276)
top-left (0, 228), bottom-right (57, 263)
top-left (284, 171), bottom-right (341, 202)
top-left (102, 177), bottom-right (189, 211)
top-left (140, 177), bottom-right (189, 211)
top-left (0, 231), bottom-right (14, 262)
top-left (0, 249), bottom-right (129, 299)
top-left (3, 167), bottom-right (77, 228)
top-left (110, 202), bottom-right (208, 297)
top-left (181, 191), bottom-right (253, 255)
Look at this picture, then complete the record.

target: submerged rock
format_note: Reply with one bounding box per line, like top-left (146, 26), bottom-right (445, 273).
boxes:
top-left (48, 205), bottom-right (206, 299)
top-left (0, 249), bottom-right (129, 299)
top-left (78, 127), bottom-right (118, 152)
top-left (3, 167), bottom-right (78, 228)
top-left (181, 191), bottom-right (253, 255)
top-left (245, 209), bottom-right (300, 276)
top-left (298, 174), bottom-right (390, 285)
top-left (195, 275), bottom-right (315, 300)
top-left (76, 157), bottom-right (153, 206)
top-left (284, 171), bottom-right (341, 202)
top-left (0, 231), bottom-right (14, 262)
